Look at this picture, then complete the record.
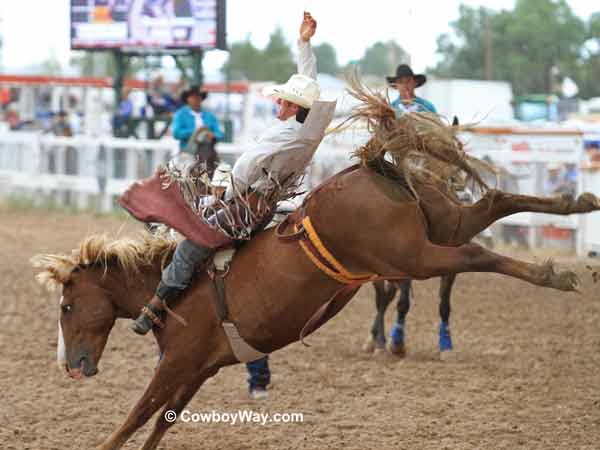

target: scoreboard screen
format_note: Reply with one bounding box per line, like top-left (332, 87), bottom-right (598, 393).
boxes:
top-left (71, 0), bottom-right (226, 51)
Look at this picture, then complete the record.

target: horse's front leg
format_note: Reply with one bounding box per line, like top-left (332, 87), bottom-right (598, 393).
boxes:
top-left (139, 367), bottom-right (219, 450)
top-left (96, 360), bottom-right (184, 450)
top-left (364, 281), bottom-right (395, 353)
top-left (438, 274), bottom-right (456, 353)
top-left (388, 279), bottom-right (411, 356)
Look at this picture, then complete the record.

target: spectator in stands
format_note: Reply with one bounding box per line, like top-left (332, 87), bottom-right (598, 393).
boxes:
top-left (1, 88), bottom-right (10, 108)
top-left (586, 141), bottom-right (600, 162)
top-left (544, 163), bottom-right (575, 196)
top-left (172, 86), bottom-right (224, 179)
top-left (147, 75), bottom-right (177, 116)
top-left (6, 104), bottom-right (23, 131)
top-left (67, 95), bottom-right (83, 135)
top-left (113, 87), bottom-right (134, 135)
top-left (172, 75), bottom-right (189, 109)
top-left (50, 111), bottom-right (73, 137)
top-left (562, 163), bottom-right (577, 196)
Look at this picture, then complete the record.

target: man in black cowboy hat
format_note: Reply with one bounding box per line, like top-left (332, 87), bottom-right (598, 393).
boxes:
top-left (386, 64), bottom-right (438, 352)
top-left (172, 85), bottom-right (224, 178)
top-left (386, 64), bottom-right (437, 115)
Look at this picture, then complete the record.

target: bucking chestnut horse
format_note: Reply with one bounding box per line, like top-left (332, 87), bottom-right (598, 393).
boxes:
top-left (31, 83), bottom-right (600, 450)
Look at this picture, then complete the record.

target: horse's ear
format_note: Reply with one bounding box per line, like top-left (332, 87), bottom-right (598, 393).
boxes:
top-left (452, 116), bottom-right (459, 126)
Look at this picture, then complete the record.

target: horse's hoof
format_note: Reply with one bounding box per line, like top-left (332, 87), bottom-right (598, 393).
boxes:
top-left (362, 335), bottom-right (376, 353)
top-left (439, 350), bottom-right (455, 362)
top-left (538, 261), bottom-right (580, 292)
top-left (553, 269), bottom-right (580, 292)
top-left (576, 192), bottom-right (600, 212)
top-left (387, 342), bottom-right (406, 357)
top-left (373, 345), bottom-right (387, 356)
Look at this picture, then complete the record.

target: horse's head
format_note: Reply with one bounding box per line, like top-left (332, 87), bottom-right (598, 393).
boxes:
top-left (57, 264), bottom-right (116, 379)
top-left (33, 233), bottom-right (176, 379)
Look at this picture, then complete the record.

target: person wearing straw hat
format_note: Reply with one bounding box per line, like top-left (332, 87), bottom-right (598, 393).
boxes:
top-left (129, 12), bottom-right (335, 401)
top-left (386, 64), bottom-right (437, 115)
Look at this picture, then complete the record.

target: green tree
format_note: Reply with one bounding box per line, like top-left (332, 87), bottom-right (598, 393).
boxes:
top-left (431, 5), bottom-right (492, 80)
top-left (314, 42), bottom-right (339, 75)
top-left (259, 28), bottom-right (296, 83)
top-left (223, 28), bottom-right (295, 82)
top-left (431, 0), bottom-right (588, 96)
top-left (70, 52), bottom-right (115, 77)
top-left (578, 13), bottom-right (600, 98)
top-left (41, 49), bottom-right (63, 75)
top-left (222, 38), bottom-right (263, 80)
top-left (358, 40), bottom-right (410, 77)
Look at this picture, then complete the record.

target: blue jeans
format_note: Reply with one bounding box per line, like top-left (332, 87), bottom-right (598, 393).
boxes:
top-left (160, 238), bottom-right (212, 292)
top-left (246, 356), bottom-right (270, 390)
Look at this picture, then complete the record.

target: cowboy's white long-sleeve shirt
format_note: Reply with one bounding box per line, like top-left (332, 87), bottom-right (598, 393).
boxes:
top-left (226, 40), bottom-right (324, 198)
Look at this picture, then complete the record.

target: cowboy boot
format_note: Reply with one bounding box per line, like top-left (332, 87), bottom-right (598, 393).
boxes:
top-left (130, 295), bottom-right (167, 335)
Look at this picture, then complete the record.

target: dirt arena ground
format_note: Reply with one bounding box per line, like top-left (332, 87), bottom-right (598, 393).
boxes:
top-left (1, 205), bottom-right (599, 450)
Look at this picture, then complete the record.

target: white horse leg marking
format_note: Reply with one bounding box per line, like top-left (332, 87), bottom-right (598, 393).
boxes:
top-left (57, 296), bottom-right (67, 370)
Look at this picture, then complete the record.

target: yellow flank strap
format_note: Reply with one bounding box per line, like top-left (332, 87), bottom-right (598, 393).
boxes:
top-left (298, 216), bottom-right (377, 284)
top-left (298, 239), bottom-right (357, 284)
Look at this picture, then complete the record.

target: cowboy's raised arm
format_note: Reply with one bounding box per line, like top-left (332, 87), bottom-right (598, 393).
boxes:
top-left (298, 11), bottom-right (317, 79)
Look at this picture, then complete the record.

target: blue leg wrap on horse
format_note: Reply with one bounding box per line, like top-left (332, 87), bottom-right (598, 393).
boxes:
top-left (439, 321), bottom-right (453, 351)
top-left (246, 356), bottom-right (271, 391)
top-left (390, 322), bottom-right (405, 345)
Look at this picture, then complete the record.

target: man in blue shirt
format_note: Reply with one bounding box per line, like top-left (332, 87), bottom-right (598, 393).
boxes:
top-left (172, 86), bottom-right (224, 178)
top-left (386, 64), bottom-right (437, 115)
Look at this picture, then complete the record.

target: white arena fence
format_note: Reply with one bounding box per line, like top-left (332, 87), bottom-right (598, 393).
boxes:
top-left (0, 131), bottom-right (354, 212)
top-left (461, 128), bottom-right (600, 256)
top-left (0, 130), bottom-right (599, 257)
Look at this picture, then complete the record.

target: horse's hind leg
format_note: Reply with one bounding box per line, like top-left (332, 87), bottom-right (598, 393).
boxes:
top-left (438, 274), bottom-right (456, 353)
top-left (388, 279), bottom-right (411, 356)
top-left (412, 241), bottom-right (579, 292)
top-left (364, 281), bottom-right (396, 353)
top-left (140, 367), bottom-right (218, 450)
top-left (454, 190), bottom-right (600, 244)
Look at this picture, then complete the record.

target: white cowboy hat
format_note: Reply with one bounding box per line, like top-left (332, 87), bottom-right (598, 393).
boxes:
top-left (212, 161), bottom-right (232, 187)
top-left (262, 74), bottom-right (320, 109)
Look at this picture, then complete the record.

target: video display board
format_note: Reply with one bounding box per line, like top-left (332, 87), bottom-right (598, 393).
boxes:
top-left (71, 0), bottom-right (226, 51)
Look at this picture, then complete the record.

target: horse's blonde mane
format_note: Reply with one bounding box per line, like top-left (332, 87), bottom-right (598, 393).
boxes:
top-left (31, 232), bottom-right (177, 291)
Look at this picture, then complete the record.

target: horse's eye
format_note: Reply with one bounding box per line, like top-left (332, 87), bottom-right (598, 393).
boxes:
top-left (61, 304), bottom-right (73, 313)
